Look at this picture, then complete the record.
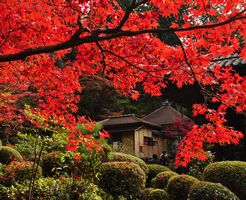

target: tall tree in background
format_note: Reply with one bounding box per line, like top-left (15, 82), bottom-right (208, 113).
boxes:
top-left (0, 0), bottom-right (245, 166)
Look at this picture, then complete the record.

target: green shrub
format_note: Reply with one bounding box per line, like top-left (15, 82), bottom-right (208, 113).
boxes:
top-left (0, 184), bottom-right (9, 200)
top-left (141, 188), bottom-right (154, 200)
top-left (100, 162), bottom-right (146, 198)
top-left (187, 151), bottom-right (214, 180)
top-left (4, 177), bottom-right (102, 200)
top-left (167, 175), bottom-right (199, 200)
top-left (107, 152), bottom-right (148, 174)
top-left (149, 189), bottom-right (169, 200)
top-left (0, 161), bottom-right (42, 186)
top-left (42, 149), bottom-right (106, 181)
top-left (188, 181), bottom-right (239, 200)
top-left (203, 161), bottom-right (246, 199)
top-left (0, 146), bottom-right (23, 164)
top-left (147, 164), bottom-right (171, 186)
top-left (151, 171), bottom-right (178, 189)
top-left (41, 151), bottom-right (69, 177)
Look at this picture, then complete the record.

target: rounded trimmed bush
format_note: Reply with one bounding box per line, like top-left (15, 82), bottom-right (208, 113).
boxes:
top-left (167, 175), bottom-right (199, 200)
top-left (0, 146), bottom-right (23, 164)
top-left (151, 171), bottom-right (178, 189)
top-left (188, 181), bottom-right (239, 200)
top-left (203, 161), bottom-right (246, 199)
top-left (141, 188), bottom-right (154, 200)
top-left (149, 189), bottom-right (169, 200)
top-left (147, 164), bottom-right (171, 186)
top-left (100, 162), bottom-right (146, 198)
top-left (0, 161), bottom-right (42, 186)
top-left (107, 152), bottom-right (148, 174)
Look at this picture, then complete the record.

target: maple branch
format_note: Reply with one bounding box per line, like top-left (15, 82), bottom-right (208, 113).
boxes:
top-left (176, 36), bottom-right (209, 104)
top-left (95, 42), bottom-right (107, 75)
top-left (102, 49), bottom-right (165, 78)
top-left (116, 0), bottom-right (137, 30)
top-left (0, 10), bottom-right (245, 63)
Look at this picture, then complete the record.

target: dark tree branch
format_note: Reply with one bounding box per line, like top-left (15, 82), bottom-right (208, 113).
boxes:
top-left (176, 36), bottom-right (209, 104)
top-left (0, 10), bottom-right (245, 63)
top-left (95, 41), bottom-right (107, 75)
top-left (102, 49), bottom-right (165, 78)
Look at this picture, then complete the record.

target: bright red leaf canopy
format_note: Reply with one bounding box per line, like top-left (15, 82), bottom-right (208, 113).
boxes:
top-left (0, 0), bottom-right (245, 166)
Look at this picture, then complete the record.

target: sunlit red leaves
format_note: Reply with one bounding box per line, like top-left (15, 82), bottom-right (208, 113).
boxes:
top-left (0, 0), bottom-right (245, 166)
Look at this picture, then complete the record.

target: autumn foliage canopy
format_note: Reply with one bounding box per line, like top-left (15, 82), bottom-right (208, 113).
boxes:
top-left (0, 0), bottom-right (245, 166)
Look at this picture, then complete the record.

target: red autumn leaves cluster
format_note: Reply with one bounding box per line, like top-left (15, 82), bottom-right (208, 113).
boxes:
top-left (0, 0), bottom-right (245, 166)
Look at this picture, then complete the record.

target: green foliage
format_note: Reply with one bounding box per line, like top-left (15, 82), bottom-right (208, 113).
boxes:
top-left (0, 161), bottom-right (42, 186)
top-left (2, 177), bottom-right (102, 200)
top-left (147, 164), bottom-right (171, 186)
top-left (42, 147), bottom-right (106, 182)
top-left (167, 175), bottom-right (199, 200)
top-left (14, 132), bottom-right (49, 160)
top-left (41, 151), bottom-right (70, 177)
top-left (151, 171), bottom-right (178, 189)
top-left (0, 146), bottom-right (23, 164)
top-left (107, 152), bottom-right (149, 174)
top-left (187, 151), bottom-right (214, 179)
top-left (100, 162), bottom-right (146, 198)
top-left (188, 181), bottom-right (239, 200)
top-left (203, 161), bottom-right (246, 199)
top-left (0, 184), bottom-right (9, 200)
top-left (141, 188), bottom-right (154, 200)
top-left (148, 189), bottom-right (169, 200)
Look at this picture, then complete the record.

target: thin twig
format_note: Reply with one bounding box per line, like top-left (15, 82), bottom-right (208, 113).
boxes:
top-left (103, 49), bottom-right (165, 78)
top-left (95, 42), bottom-right (107, 75)
top-left (28, 139), bottom-right (38, 200)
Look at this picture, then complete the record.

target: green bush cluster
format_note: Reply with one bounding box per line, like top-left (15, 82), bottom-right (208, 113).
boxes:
top-left (0, 146), bottom-right (23, 164)
top-left (0, 161), bottom-right (42, 186)
top-left (107, 152), bottom-right (149, 174)
top-left (100, 162), bottom-right (146, 198)
top-left (203, 161), bottom-right (246, 199)
top-left (188, 181), bottom-right (239, 200)
top-left (141, 188), bottom-right (154, 200)
top-left (148, 189), bottom-right (169, 200)
top-left (147, 164), bottom-right (171, 186)
top-left (0, 177), bottom-right (102, 200)
top-left (167, 175), bottom-right (199, 200)
top-left (151, 171), bottom-right (178, 189)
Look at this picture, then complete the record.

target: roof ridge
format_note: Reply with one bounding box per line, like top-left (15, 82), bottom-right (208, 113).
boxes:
top-left (109, 114), bottom-right (135, 118)
top-left (142, 105), bottom-right (167, 119)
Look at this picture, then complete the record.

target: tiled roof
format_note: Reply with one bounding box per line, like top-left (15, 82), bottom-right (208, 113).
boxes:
top-left (142, 105), bottom-right (191, 126)
top-left (210, 53), bottom-right (246, 68)
top-left (100, 114), bottom-right (161, 129)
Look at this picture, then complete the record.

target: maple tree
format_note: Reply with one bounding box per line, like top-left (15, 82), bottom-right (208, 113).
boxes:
top-left (0, 0), bottom-right (245, 166)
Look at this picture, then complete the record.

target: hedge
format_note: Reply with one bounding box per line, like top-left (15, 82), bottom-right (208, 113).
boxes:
top-left (188, 181), bottom-right (239, 200)
top-left (151, 171), bottom-right (178, 189)
top-left (203, 161), bottom-right (246, 199)
top-left (107, 152), bottom-right (148, 174)
top-left (100, 162), bottom-right (146, 198)
top-left (167, 175), bottom-right (199, 200)
top-left (148, 189), bottom-right (169, 200)
top-left (147, 164), bottom-right (171, 186)
top-left (141, 188), bottom-right (154, 200)
top-left (0, 146), bottom-right (23, 164)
